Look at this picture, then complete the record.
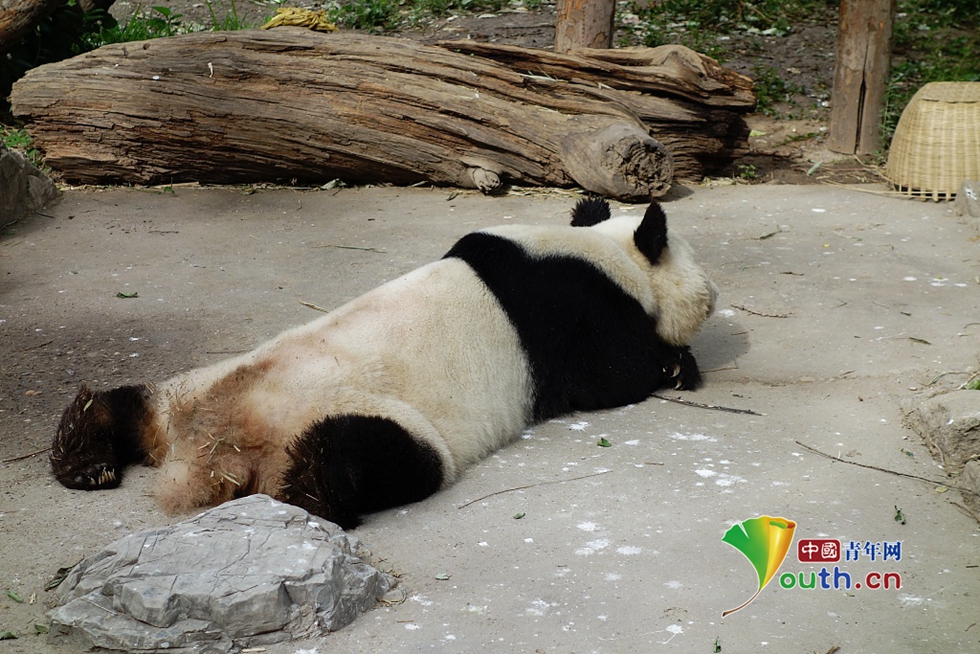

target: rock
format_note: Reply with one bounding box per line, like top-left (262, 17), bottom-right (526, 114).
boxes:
top-left (0, 141), bottom-right (59, 222)
top-left (961, 460), bottom-right (980, 514)
top-left (905, 390), bottom-right (980, 474)
top-left (47, 495), bottom-right (396, 653)
top-left (906, 390), bottom-right (980, 518)
top-left (954, 180), bottom-right (980, 228)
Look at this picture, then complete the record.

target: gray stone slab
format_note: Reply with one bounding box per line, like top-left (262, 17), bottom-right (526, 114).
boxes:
top-left (47, 495), bottom-right (395, 653)
top-left (906, 390), bottom-right (980, 474)
top-left (0, 142), bottom-right (59, 222)
top-left (954, 180), bottom-right (980, 229)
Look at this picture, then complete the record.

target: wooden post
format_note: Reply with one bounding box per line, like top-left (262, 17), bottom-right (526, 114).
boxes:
top-left (827, 0), bottom-right (895, 154)
top-left (554, 0), bottom-right (615, 53)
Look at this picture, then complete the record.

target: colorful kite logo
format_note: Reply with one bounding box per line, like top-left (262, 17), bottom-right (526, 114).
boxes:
top-left (722, 515), bottom-right (797, 617)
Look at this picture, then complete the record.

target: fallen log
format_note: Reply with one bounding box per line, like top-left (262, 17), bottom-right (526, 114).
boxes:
top-left (439, 40), bottom-right (756, 181)
top-left (10, 28), bottom-right (754, 199)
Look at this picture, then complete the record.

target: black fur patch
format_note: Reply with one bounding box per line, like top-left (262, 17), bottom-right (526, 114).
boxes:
top-left (281, 415), bottom-right (445, 530)
top-left (570, 197), bottom-right (611, 227)
top-left (444, 232), bottom-right (701, 422)
top-left (50, 384), bottom-right (151, 490)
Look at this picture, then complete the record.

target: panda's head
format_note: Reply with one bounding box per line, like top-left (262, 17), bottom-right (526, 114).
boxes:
top-left (572, 197), bottom-right (718, 347)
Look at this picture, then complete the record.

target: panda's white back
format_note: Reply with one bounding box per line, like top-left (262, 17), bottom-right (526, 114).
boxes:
top-left (51, 197), bottom-right (716, 529)
top-left (153, 257), bottom-right (533, 481)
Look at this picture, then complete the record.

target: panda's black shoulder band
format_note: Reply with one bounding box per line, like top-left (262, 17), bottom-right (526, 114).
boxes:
top-left (445, 231), bottom-right (680, 421)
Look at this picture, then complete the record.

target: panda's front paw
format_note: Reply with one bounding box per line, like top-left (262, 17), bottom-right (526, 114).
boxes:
top-left (661, 347), bottom-right (702, 391)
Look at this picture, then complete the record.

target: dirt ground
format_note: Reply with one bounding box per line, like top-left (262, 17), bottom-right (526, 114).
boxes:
top-left (2, 182), bottom-right (979, 653)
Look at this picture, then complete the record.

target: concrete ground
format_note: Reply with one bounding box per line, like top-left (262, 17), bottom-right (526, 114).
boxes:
top-left (1, 182), bottom-right (978, 653)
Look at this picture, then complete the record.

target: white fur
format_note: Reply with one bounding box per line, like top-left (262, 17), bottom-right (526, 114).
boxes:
top-left (140, 213), bottom-right (714, 514)
top-left (484, 217), bottom-right (718, 346)
top-left (147, 258), bottom-right (532, 510)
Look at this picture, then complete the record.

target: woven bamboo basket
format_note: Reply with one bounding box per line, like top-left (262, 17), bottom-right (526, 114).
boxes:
top-left (885, 82), bottom-right (980, 201)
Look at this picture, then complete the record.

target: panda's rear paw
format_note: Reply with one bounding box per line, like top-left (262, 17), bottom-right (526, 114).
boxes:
top-left (55, 461), bottom-right (121, 490)
top-left (51, 384), bottom-right (151, 492)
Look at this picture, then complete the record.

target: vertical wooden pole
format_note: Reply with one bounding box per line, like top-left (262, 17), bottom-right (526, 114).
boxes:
top-left (827, 0), bottom-right (896, 154)
top-left (555, 0), bottom-right (616, 53)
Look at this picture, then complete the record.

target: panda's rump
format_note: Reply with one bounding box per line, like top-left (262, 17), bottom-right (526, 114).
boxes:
top-left (153, 358), bottom-right (301, 513)
top-left (156, 258), bottom-right (534, 508)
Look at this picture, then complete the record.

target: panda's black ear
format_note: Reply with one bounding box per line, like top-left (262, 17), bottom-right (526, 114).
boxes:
top-left (633, 201), bottom-right (669, 264)
top-left (570, 196), bottom-right (611, 227)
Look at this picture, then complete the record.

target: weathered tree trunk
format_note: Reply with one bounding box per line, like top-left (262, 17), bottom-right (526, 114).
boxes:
top-left (0, 0), bottom-right (61, 50)
top-left (827, 0), bottom-right (895, 155)
top-left (10, 29), bottom-right (754, 198)
top-left (555, 0), bottom-right (615, 52)
top-left (443, 40), bottom-right (756, 178)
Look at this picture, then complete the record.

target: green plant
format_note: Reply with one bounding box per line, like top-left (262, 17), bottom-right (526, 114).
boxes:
top-left (1, 126), bottom-right (45, 169)
top-left (881, 0), bottom-right (980, 146)
top-left (402, 0), bottom-right (510, 27)
top-left (779, 131), bottom-right (819, 145)
top-left (84, 5), bottom-right (188, 46)
top-left (204, 0), bottom-right (244, 31)
top-left (143, 5), bottom-right (183, 37)
top-left (751, 65), bottom-right (805, 115)
top-left (621, 0), bottom-right (838, 55)
top-left (896, 0), bottom-right (976, 29)
top-left (418, 0), bottom-right (507, 14)
top-left (349, 0), bottom-right (511, 30)
top-left (2, 126), bottom-right (32, 150)
top-left (328, 0), bottom-right (403, 31)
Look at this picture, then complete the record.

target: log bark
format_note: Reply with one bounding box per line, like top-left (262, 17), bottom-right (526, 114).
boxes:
top-left (0, 0), bottom-right (61, 50)
top-left (437, 40), bottom-right (755, 180)
top-left (555, 0), bottom-right (615, 52)
top-left (10, 29), bottom-right (754, 198)
top-left (827, 0), bottom-right (895, 154)
top-left (561, 123), bottom-right (673, 198)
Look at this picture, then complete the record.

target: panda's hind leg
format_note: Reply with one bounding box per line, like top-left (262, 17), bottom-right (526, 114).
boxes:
top-left (280, 415), bottom-right (446, 530)
top-left (50, 384), bottom-right (153, 490)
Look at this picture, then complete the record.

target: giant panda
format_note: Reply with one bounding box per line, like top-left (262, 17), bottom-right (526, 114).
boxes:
top-left (50, 197), bottom-right (717, 529)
